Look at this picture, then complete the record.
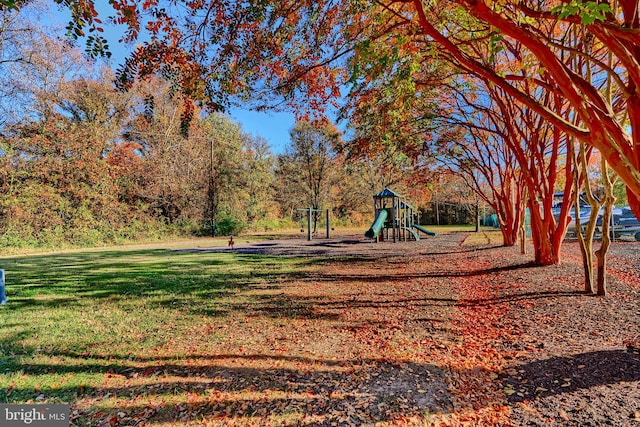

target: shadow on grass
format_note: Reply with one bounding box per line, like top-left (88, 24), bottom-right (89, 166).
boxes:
top-left (3, 241), bottom-right (635, 424)
top-left (2, 345), bottom-right (452, 424)
top-left (0, 247), bottom-right (587, 319)
top-left (1, 249), bottom-right (316, 312)
top-left (3, 343), bottom-right (638, 425)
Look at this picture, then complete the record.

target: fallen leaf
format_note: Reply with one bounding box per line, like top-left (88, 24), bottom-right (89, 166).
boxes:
top-left (559, 409), bottom-right (569, 421)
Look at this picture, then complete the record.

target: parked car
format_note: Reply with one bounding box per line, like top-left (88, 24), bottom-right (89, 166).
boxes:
top-left (553, 204), bottom-right (600, 233)
top-left (596, 206), bottom-right (640, 240)
top-left (551, 193), bottom-right (598, 233)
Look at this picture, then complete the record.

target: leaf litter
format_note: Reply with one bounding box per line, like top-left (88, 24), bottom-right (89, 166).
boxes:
top-left (63, 233), bottom-right (640, 426)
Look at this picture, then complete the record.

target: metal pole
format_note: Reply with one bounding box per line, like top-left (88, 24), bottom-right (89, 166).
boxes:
top-left (393, 197), bottom-right (397, 243)
top-left (307, 208), bottom-right (312, 241)
top-left (326, 209), bottom-right (330, 239)
top-left (403, 201), bottom-right (407, 241)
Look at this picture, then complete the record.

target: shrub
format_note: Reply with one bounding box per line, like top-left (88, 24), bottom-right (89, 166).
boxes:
top-left (215, 212), bottom-right (245, 236)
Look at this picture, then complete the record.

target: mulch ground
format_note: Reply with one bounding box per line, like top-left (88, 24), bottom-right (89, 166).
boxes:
top-left (87, 232), bottom-right (640, 426)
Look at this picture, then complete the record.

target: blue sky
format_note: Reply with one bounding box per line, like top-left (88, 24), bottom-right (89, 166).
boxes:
top-left (51, 4), bottom-right (296, 154)
top-left (228, 110), bottom-right (295, 154)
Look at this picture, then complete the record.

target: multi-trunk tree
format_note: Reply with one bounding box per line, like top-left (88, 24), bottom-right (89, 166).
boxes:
top-left (443, 101), bottom-right (525, 248)
top-left (408, 0), bottom-right (640, 217)
top-left (490, 82), bottom-right (577, 266)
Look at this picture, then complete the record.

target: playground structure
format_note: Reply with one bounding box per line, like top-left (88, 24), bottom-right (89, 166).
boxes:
top-left (365, 188), bottom-right (436, 242)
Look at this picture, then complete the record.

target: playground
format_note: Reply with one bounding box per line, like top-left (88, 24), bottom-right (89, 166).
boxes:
top-left (1, 228), bottom-right (639, 426)
top-left (291, 188), bottom-right (437, 247)
top-left (365, 188), bottom-right (436, 242)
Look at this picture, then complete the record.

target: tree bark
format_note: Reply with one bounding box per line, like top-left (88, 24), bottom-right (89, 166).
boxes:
top-left (596, 158), bottom-right (617, 296)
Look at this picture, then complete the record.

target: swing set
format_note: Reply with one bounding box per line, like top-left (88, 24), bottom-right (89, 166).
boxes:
top-left (297, 207), bottom-right (331, 241)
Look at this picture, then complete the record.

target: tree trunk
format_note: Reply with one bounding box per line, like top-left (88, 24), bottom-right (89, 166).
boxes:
top-left (496, 201), bottom-right (521, 247)
top-left (575, 212), bottom-right (595, 294)
top-left (572, 138), bottom-right (599, 294)
top-left (519, 193), bottom-right (528, 254)
top-left (312, 210), bottom-right (319, 234)
top-left (596, 159), bottom-right (617, 296)
top-left (528, 200), bottom-right (562, 265)
top-left (595, 221), bottom-right (611, 296)
top-left (501, 229), bottom-right (516, 246)
top-left (595, 248), bottom-right (608, 296)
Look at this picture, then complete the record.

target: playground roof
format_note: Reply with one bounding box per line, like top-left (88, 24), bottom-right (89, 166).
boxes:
top-left (374, 188), bottom-right (414, 209)
top-left (375, 188), bottom-right (402, 198)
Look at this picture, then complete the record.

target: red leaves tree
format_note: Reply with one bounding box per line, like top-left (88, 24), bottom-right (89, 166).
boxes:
top-left (409, 0), bottom-right (640, 218)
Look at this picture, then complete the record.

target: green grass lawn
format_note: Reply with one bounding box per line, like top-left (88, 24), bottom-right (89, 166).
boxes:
top-left (0, 244), bottom-right (310, 405)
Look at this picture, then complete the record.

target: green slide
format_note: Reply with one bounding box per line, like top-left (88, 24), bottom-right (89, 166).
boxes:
top-left (365, 209), bottom-right (388, 238)
top-left (412, 223), bottom-right (436, 236)
top-left (401, 227), bottom-right (420, 241)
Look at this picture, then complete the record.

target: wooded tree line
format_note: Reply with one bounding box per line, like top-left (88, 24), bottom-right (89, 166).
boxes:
top-left (0, 5), bottom-right (441, 247)
top-left (0, 64), bottom-right (282, 246)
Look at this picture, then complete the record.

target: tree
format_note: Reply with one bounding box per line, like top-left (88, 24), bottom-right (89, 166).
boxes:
top-left (328, 158), bottom-right (374, 226)
top-left (122, 77), bottom-right (275, 235)
top-left (200, 113), bottom-right (259, 234)
top-left (0, 80), bottom-right (131, 245)
top-left (277, 119), bottom-right (341, 233)
top-left (436, 24), bottom-right (581, 264)
top-left (595, 158), bottom-right (617, 295)
top-left (122, 77), bottom-right (209, 224)
top-left (444, 110), bottom-right (525, 247)
top-left (241, 135), bottom-right (278, 224)
top-left (492, 84), bottom-right (578, 265)
top-left (0, 5), bottom-right (93, 126)
top-left (406, 0), bottom-right (640, 218)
